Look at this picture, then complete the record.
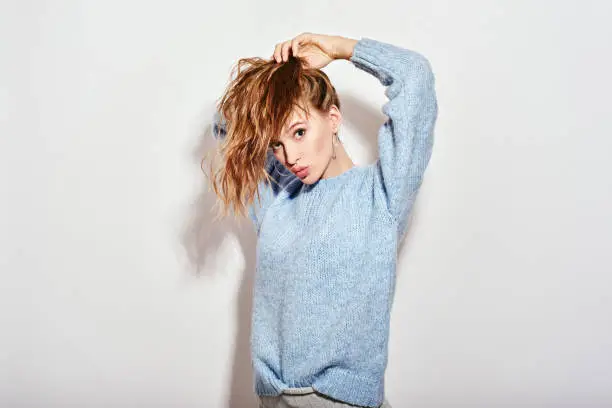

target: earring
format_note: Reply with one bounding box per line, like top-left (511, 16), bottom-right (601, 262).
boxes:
top-left (332, 132), bottom-right (338, 159)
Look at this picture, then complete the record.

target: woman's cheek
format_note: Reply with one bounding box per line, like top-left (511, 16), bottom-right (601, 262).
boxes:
top-left (314, 133), bottom-right (327, 155)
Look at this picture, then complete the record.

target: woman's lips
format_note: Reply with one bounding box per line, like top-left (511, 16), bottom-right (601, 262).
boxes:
top-left (295, 167), bottom-right (309, 178)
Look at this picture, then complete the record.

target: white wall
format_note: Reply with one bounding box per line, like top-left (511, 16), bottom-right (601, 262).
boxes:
top-left (1, 1), bottom-right (611, 407)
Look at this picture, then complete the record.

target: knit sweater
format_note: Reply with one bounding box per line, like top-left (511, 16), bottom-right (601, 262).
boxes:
top-left (212, 37), bottom-right (438, 407)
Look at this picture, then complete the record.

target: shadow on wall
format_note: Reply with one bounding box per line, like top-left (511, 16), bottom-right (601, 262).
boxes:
top-left (179, 89), bottom-right (422, 407)
top-left (179, 102), bottom-right (259, 408)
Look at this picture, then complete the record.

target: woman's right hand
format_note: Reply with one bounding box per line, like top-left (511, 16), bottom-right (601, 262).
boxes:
top-left (271, 32), bottom-right (357, 69)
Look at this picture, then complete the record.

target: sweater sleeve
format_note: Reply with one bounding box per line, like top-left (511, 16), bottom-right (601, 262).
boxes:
top-left (349, 38), bottom-right (438, 230)
top-left (211, 111), bottom-right (302, 234)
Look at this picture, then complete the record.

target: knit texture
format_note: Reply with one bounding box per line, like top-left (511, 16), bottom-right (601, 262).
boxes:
top-left (212, 37), bottom-right (438, 407)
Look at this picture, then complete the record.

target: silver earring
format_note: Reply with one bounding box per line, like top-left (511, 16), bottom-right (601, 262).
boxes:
top-left (332, 132), bottom-right (338, 159)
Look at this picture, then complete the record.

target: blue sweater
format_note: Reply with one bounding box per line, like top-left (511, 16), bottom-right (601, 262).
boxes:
top-left (212, 37), bottom-right (438, 407)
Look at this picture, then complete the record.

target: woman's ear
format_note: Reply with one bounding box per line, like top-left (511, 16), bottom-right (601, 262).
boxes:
top-left (328, 104), bottom-right (342, 132)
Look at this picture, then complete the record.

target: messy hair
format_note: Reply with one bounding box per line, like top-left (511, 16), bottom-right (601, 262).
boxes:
top-left (203, 54), bottom-right (341, 220)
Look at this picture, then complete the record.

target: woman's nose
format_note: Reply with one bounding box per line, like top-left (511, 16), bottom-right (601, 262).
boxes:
top-left (283, 145), bottom-right (300, 167)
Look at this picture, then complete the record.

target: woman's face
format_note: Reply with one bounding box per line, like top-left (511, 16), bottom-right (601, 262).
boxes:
top-left (270, 105), bottom-right (341, 184)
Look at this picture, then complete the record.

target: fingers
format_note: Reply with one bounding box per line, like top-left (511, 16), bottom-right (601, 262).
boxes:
top-left (272, 42), bottom-right (285, 63)
top-left (291, 38), bottom-right (300, 58)
top-left (272, 42), bottom-right (282, 62)
top-left (291, 32), bottom-right (313, 59)
top-left (271, 32), bottom-right (313, 63)
top-left (281, 41), bottom-right (291, 62)
top-left (272, 40), bottom-right (292, 63)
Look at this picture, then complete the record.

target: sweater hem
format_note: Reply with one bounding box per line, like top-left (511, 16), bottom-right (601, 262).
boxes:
top-left (311, 367), bottom-right (384, 408)
top-left (255, 367), bottom-right (384, 408)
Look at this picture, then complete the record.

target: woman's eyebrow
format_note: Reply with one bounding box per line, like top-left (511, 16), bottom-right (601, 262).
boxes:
top-left (285, 121), bottom-right (307, 133)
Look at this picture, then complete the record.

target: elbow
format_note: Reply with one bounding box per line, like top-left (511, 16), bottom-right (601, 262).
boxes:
top-left (212, 111), bottom-right (228, 141)
top-left (413, 53), bottom-right (435, 88)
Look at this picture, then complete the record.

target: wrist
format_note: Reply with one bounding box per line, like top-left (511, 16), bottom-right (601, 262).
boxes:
top-left (335, 37), bottom-right (358, 60)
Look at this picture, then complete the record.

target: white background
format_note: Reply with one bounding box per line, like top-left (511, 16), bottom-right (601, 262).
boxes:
top-left (1, 1), bottom-right (611, 407)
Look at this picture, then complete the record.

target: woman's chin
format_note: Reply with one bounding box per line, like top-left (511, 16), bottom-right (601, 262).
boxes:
top-left (299, 173), bottom-right (316, 185)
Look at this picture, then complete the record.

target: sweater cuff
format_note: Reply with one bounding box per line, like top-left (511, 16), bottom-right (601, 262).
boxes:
top-left (348, 37), bottom-right (430, 85)
top-left (211, 111), bottom-right (227, 141)
top-left (348, 37), bottom-right (406, 85)
top-left (349, 37), bottom-right (388, 66)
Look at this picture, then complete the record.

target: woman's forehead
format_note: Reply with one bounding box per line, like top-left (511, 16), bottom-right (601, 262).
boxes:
top-left (282, 109), bottom-right (317, 131)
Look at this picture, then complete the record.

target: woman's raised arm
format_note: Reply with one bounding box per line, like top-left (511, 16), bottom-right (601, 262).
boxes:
top-left (349, 38), bottom-right (438, 233)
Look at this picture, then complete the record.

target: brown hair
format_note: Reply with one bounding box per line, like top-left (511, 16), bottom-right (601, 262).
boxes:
top-left (203, 54), bottom-right (341, 220)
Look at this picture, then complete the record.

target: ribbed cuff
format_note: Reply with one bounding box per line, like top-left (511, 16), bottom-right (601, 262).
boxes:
top-left (211, 111), bottom-right (227, 141)
top-left (349, 37), bottom-right (429, 85)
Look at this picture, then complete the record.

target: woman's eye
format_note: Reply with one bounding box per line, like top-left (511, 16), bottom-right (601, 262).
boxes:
top-left (270, 129), bottom-right (304, 151)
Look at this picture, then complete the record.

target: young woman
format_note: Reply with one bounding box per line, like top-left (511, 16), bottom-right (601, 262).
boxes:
top-left (208, 32), bottom-right (438, 408)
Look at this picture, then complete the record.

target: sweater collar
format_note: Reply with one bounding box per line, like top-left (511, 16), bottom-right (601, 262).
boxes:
top-left (303, 165), bottom-right (363, 192)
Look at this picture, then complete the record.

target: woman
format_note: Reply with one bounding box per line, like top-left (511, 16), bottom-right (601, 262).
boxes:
top-left (208, 33), bottom-right (438, 408)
